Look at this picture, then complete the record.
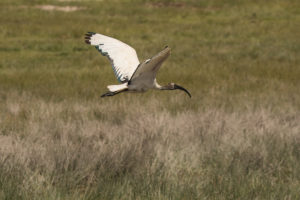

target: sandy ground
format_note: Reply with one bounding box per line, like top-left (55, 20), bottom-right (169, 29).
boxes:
top-left (34, 5), bottom-right (85, 12)
top-left (17, 5), bottom-right (86, 12)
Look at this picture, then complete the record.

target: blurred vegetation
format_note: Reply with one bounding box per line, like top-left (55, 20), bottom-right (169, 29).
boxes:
top-left (0, 0), bottom-right (299, 109)
top-left (0, 0), bottom-right (299, 199)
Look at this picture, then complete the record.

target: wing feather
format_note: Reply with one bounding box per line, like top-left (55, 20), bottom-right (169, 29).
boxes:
top-left (85, 32), bottom-right (140, 83)
top-left (130, 47), bottom-right (171, 82)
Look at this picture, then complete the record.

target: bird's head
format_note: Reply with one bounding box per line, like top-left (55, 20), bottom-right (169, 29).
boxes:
top-left (162, 83), bottom-right (191, 98)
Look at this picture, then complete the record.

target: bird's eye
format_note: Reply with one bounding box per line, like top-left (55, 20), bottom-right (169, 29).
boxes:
top-left (145, 59), bottom-right (151, 64)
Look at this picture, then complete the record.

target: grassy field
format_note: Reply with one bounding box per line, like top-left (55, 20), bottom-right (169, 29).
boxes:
top-left (0, 0), bottom-right (300, 199)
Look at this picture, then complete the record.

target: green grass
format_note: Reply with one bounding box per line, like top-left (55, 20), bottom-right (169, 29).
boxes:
top-left (0, 0), bottom-right (300, 199)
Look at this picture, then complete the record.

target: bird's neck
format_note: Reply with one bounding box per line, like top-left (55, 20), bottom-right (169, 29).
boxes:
top-left (155, 83), bottom-right (172, 90)
top-left (154, 79), bottom-right (163, 90)
top-left (154, 79), bottom-right (172, 90)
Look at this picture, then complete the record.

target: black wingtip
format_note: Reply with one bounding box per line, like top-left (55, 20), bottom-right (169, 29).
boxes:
top-left (85, 32), bottom-right (95, 37)
top-left (85, 32), bottom-right (96, 44)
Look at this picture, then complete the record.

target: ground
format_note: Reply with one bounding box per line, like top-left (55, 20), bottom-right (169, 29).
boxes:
top-left (0, 0), bottom-right (300, 199)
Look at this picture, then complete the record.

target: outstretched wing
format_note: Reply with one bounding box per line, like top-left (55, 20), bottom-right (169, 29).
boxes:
top-left (85, 32), bottom-right (140, 83)
top-left (130, 46), bottom-right (171, 82)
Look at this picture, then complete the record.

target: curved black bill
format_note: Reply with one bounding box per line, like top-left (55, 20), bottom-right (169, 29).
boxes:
top-left (174, 84), bottom-right (191, 98)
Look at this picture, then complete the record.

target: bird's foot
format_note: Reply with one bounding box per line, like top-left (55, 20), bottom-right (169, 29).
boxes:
top-left (100, 91), bottom-right (116, 98)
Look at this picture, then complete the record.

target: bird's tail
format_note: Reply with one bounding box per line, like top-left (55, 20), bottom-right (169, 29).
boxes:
top-left (107, 83), bottom-right (128, 92)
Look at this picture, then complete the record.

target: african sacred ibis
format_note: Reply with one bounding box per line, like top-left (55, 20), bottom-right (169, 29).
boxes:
top-left (85, 32), bottom-right (191, 98)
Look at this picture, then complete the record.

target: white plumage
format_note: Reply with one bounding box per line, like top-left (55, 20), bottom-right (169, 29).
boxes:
top-left (86, 32), bottom-right (139, 82)
top-left (85, 32), bottom-right (191, 98)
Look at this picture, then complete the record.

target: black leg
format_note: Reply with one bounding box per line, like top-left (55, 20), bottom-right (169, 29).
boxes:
top-left (100, 89), bottom-right (128, 98)
top-left (101, 91), bottom-right (115, 97)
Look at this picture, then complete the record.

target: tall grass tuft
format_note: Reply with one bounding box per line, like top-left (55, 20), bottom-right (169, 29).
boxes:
top-left (0, 93), bottom-right (300, 199)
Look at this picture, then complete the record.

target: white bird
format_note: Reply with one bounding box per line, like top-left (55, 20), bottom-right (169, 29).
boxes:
top-left (85, 32), bottom-right (191, 98)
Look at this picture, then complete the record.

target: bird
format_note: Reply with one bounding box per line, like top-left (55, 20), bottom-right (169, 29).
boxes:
top-left (84, 32), bottom-right (191, 98)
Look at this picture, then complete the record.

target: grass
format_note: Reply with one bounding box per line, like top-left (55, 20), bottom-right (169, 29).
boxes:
top-left (0, 0), bottom-right (300, 199)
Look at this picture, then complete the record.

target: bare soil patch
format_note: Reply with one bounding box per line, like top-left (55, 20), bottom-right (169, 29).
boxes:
top-left (34, 5), bottom-right (85, 12)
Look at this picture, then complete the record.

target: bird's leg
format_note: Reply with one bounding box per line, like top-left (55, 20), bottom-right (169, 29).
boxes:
top-left (100, 91), bottom-right (116, 97)
top-left (100, 89), bottom-right (128, 98)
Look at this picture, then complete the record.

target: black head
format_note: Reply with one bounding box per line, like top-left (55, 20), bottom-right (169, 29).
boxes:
top-left (166, 83), bottom-right (191, 98)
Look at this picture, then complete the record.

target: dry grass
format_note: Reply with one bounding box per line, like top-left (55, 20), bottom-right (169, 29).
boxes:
top-left (0, 92), bottom-right (299, 199)
top-left (0, 0), bottom-right (299, 199)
